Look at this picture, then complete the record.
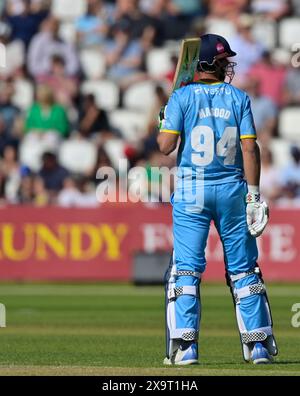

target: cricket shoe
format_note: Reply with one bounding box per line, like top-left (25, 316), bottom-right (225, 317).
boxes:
top-left (163, 342), bottom-right (198, 365)
top-left (251, 342), bottom-right (273, 364)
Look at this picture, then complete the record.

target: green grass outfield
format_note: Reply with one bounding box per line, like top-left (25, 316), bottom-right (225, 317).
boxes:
top-left (0, 283), bottom-right (300, 376)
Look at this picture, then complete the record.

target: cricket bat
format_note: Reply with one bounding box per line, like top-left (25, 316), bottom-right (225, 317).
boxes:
top-left (172, 38), bottom-right (201, 92)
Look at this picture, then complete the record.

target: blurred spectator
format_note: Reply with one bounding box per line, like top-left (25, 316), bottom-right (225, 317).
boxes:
top-left (57, 177), bottom-right (82, 207)
top-left (138, 0), bottom-right (190, 41)
top-left (0, 80), bottom-right (21, 135)
top-left (78, 94), bottom-right (114, 140)
top-left (244, 78), bottom-right (277, 141)
top-left (172, 0), bottom-right (204, 17)
top-left (90, 146), bottom-right (113, 182)
top-left (248, 51), bottom-right (287, 107)
top-left (162, 54), bottom-right (177, 89)
top-left (0, 22), bottom-right (25, 78)
top-left (260, 147), bottom-right (281, 203)
top-left (37, 55), bottom-right (78, 108)
top-left (32, 176), bottom-right (49, 206)
top-left (105, 20), bottom-right (146, 89)
top-left (207, 0), bottom-right (248, 20)
top-left (291, 0), bottom-right (300, 15)
top-left (250, 0), bottom-right (290, 20)
top-left (0, 0), bottom-right (5, 15)
top-left (39, 151), bottom-right (69, 195)
top-left (0, 0), bottom-right (297, 207)
top-left (0, 116), bottom-right (19, 156)
top-left (5, 0), bottom-right (50, 16)
top-left (280, 146), bottom-right (300, 196)
top-left (143, 85), bottom-right (168, 157)
top-left (283, 66), bottom-right (300, 106)
top-left (0, 144), bottom-right (21, 203)
top-left (230, 14), bottom-right (265, 82)
top-left (27, 16), bottom-right (80, 78)
top-left (25, 84), bottom-right (69, 138)
top-left (75, 0), bottom-right (109, 48)
top-left (275, 183), bottom-right (300, 207)
top-left (18, 173), bottom-right (34, 204)
top-left (5, 0), bottom-right (49, 48)
top-left (115, 0), bottom-right (159, 41)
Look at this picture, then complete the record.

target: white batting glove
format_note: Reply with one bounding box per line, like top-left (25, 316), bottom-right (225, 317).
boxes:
top-left (246, 186), bottom-right (269, 238)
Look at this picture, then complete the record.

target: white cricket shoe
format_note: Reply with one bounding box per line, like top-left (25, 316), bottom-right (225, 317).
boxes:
top-left (163, 343), bottom-right (198, 365)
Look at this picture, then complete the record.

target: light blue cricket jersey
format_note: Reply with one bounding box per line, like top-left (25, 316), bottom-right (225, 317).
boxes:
top-left (160, 81), bottom-right (257, 185)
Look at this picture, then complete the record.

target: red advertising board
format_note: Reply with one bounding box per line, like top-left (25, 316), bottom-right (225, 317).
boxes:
top-left (0, 205), bottom-right (299, 281)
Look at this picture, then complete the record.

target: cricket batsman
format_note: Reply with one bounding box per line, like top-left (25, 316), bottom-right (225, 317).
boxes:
top-left (157, 34), bottom-right (278, 365)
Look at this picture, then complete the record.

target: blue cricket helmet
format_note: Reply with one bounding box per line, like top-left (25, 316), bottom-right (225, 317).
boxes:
top-left (198, 34), bottom-right (236, 66)
top-left (197, 34), bottom-right (237, 82)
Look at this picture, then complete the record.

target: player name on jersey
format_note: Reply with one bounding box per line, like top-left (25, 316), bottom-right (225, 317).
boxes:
top-left (199, 107), bottom-right (231, 120)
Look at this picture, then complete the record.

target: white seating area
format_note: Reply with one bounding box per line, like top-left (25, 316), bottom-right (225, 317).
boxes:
top-left (52, 0), bottom-right (87, 21)
top-left (109, 109), bottom-right (148, 142)
top-left (81, 80), bottom-right (120, 111)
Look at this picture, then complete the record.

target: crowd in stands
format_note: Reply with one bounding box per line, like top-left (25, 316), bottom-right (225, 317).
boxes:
top-left (0, 0), bottom-right (300, 207)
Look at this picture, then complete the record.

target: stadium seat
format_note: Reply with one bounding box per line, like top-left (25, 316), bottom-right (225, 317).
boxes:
top-left (20, 132), bottom-right (61, 172)
top-left (103, 139), bottom-right (127, 169)
top-left (52, 0), bottom-right (87, 20)
top-left (123, 81), bottom-right (156, 111)
top-left (12, 79), bottom-right (34, 111)
top-left (271, 47), bottom-right (291, 65)
top-left (279, 107), bottom-right (300, 143)
top-left (279, 18), bottom-right (300, 48)
top-left (80, 49), bottom-right (106, 80)
top-left (81, 80), bottom-right (119, 111)
top-left (109, 109), bottom-right (147, 142)
top-left (146, 48), bottom-right (173, 78)
top-left (0, 40), bottom-right (25, 78)
top-left (59, 22), bottom-right (77, 44)
top-left (269, 139), bottom-right (293, 168)
top-left (205, 18), bottom-right (236, 40)
top-left (252, 20), bottom-right (277, 50)
top-left (59, 139), bottom-right (97, 174)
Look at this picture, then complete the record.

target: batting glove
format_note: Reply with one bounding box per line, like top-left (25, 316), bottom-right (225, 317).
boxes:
top-left (246, 187), bottom-right (269, 238)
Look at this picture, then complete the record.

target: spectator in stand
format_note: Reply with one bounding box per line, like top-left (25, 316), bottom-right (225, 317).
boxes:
top-left (207, 0), bottom-right (248, 20)
top-left (244, 77), bottom-right (277, 142)
top-left (0, 116), bottom-right (19, 156)
top-left (248, 51), bottom-right (287, 107)
top-left (27, 16), bottom-right (80, 78)
top-left (0, 80), bottom-right (21, 136)
top-left (18, 172), bottom-right (34, 204)
top-left (283, 65), bottom-right (300, 106)
top-left (5, 0), bottom-right (49, 49)
top-left (32, 176), bottom-right (49, 206)
top-left (139, 0), bottom-right (195, 41)
top-left (37, 55), bottom-right (78, 108)
top-left (143, 85), bottom-right (168, 157)
top-left (25, 84), bottom-right (69, 138)
top-left (57, 177), bottom-right (83, 207)
top-left (230, 14), bottom-right (265, 83)
top-left (291, 0), bottom-right (300, 15)
top-left (260, 147), bottom-right (281, 203)
top-left (172, 0), bottom-right (204, 18)
top-left (78, 94), bottom-right (114, 141)
top-left (250, 0), bottom-right (290, 20)
top-left (39, 151), bottom-right (69, 197)
top-left (280, 146), bottom-right (300, 197)
top-left (75, 0), bottom-right (109, 48)
top-left (0, 21), bottom-right (25, 78)
top-left (90, 146), bottom-right (113, 183)
top-left (105, 20), bottom-right (146, 89)
top-left (0, 144), bottom-right (21, 203)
